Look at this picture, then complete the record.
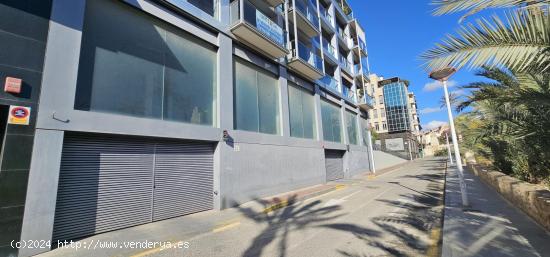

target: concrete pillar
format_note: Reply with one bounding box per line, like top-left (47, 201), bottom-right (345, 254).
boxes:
top-left (214, 33), bottom-right (233, 210)
top-left (19, 129), bottom-right (65, 257)
top-left (279, 66), bottom-right (291, 137)
top-left (314, 85), bottom-right (324, 141)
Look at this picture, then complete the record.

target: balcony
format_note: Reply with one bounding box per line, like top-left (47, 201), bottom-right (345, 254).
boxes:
top-left (339, 56), bottom-right (353, 76)
top-left (334, 0), bottom-right (353, 23)
top-left (319, 75), bottom-right (341, 94)
top-left (322, 38), bottom-right (337, 64)
top-left (288, 41), bottom-right (324, 81)
top-left (230, 0), bottom-right (288, 58)
top-left (353, 38), bottom-right (367, 56)
top-left (266, 0), bottom-right (284, 7)
top-left (337, 27), bottom-right (352, 50)
top-left (289, 0), bottom-right (320, 38)
top-left (342, 86), bottom-right (356, 103)
top-left (358, 94), bottom-right (374, 111)
top-left (319, 4), bottom-right (335, 31)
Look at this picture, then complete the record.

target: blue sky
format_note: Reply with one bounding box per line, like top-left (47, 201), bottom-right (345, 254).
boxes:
top-left (348, 0), bottom-right (488, 130)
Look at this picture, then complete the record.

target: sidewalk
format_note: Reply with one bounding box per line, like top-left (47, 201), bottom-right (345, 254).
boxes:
top-left (442, 165), bottom-right (550, 257)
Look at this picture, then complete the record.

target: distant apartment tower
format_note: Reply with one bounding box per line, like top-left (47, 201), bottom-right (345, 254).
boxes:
top-left (367, 75), bottom-right (421, 159)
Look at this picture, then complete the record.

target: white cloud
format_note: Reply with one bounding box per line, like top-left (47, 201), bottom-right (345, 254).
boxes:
top-left (419, 107), bottom-right (443, 114)
top-left (451, 89), bottom-right (466, 96)
top-left (422, 120), bottom-right (448, 130)
top-left (423, 80), bottom-right (457, 92)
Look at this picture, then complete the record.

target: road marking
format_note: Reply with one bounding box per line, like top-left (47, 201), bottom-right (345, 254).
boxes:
top-left (323, 198), bottom-right (345, 207)
top-left (335, 184), bottom-right (347, 190)
top-left (212, 221), bottom-right (241, 233)
top-left (341, 190), bottom-right (361, 201)
top-left (427, 227), bottom-right (441, 257)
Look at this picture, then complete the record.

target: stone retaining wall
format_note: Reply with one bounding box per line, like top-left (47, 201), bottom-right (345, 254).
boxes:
top-left (469, 163), bottom-right (550, 231)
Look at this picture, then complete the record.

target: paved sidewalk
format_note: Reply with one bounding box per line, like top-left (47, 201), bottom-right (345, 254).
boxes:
top-left (442, 165), bottom-right (550, 257)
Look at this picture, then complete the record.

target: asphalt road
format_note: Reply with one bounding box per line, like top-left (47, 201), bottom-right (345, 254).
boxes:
top-left (148, 158), bottom-right (446, 257)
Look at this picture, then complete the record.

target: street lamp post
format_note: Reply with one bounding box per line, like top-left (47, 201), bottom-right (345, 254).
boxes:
top-left (429, 67), bottom-right (469, 207)
top-left (445, 133), bottom-right (453, 165)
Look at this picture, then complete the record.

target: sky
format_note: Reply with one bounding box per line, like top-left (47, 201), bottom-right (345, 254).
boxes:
top-left (348, 0), bottom-right (489, 130)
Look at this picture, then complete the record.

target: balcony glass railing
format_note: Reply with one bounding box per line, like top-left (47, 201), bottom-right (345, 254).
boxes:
top-left (295, 41), bottom-right (323, 71)
top-left (342, 86), bottom-right (355, 102)
top-left (358, 38), bottom-right (367, 52)
top-left (353, 63), bottom-right (360, 75)
top-left (294, 0), bottom-right (319, 30)
top-left (323, 38), bottom-right (336, 59)
top-left (360, 94), bottom-right (374, 106)
top-left (319, 4), bottom-right (334, 28)
top-left (231, 0), bottom-right (285, 47)
top-left (320, 76), bottom-right (341, 93)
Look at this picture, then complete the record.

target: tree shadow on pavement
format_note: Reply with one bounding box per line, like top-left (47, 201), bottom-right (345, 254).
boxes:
top-left (233, 195), bottom-right (382, 257)
top-left (339, 171), bottom-right (446, 257)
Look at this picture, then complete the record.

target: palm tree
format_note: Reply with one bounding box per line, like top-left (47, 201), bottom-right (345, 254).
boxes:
top-left (421, 1), bottom-right (549, 73)
top-left (431, 0), bottom-right (549, 21)
top-left (456, 66), bottom-right (550, 183)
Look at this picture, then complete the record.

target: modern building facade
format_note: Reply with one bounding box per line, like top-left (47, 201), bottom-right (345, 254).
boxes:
top-left (367, 76), bottom-right (421, 159)
top-left (0, 0), bottom-right (380, 256)
top-left (0, 1), bottom-right (52, 256)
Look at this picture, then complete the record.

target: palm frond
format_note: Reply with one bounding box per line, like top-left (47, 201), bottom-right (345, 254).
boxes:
top-left (421, 9), bottom-right (550, 73)
top-left (431, 0), bottom-right (549, 21)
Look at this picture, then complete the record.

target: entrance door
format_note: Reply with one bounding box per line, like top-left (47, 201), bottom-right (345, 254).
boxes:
top-left (325, 150), bottom-right (344, 181)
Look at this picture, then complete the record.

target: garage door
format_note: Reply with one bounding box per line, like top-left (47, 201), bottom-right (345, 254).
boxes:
top-left (52, 134), bottom-right (214, 242)
top-left (325, 150), bottom-right (344, 181)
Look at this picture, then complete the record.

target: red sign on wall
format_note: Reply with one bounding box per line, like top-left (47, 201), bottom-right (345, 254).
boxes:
top-left (4, 77), bottom-right (22, 94)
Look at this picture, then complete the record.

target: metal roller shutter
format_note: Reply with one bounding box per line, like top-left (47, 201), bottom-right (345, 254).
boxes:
top-left (152, 141), bottom-right (214, 221)
top-left (52, 134), bottom-right (154, 242)
top-left (53, 134), bottom-right (214, 242)
top-left (325, 150), bottom-right (344, 181)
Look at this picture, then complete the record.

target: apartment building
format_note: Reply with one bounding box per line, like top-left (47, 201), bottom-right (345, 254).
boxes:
top-left (0, 1), bottom-right (381, 256)
top-left (421, 125), bottom-right (450, 157)
top-left (367, 75), bottom-right (421, 159)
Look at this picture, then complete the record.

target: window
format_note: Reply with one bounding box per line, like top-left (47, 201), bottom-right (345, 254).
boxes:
top-left (360, 117), bottom-right (369, 146)
top-left (288, 83), bottom-right (316, 139)
top-left (383, 122), bottom-right (387, 130)
top-left (375, 122), bottom-right (380, 131)
top-left (188, 0), bottom-right (218, 17)
top-left (345, 111), bottom-right (358, 145)
top-left (75, 0), bottom-right (217, 126)
top-left (321, 100), bottom-right (342, 143)
top-left (373, 110), bottom-right (378, 118)
top-left (379, 95), bottom-right (384, 104)
top-left (234, 59), bottom-right (280, 135)
top-left (381, 108), bottom-right (386, 118)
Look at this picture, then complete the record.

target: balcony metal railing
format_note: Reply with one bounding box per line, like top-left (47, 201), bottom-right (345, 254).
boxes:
top-left (322, 38), bottom-right (336, 59)
top-left (294, 0), bottom-right (319, 30)
top-left (231, 0), bottom-right (285, 47)
top-left (293, 41), bottom-right (323, 71)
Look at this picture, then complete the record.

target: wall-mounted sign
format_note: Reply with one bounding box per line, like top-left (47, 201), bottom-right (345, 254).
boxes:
top-left (8, 105), bottom-right (31, 125)
top-left (385, 138), bottom-right (405, 151)
top-left (4, 77), bottom-right (22, 94)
